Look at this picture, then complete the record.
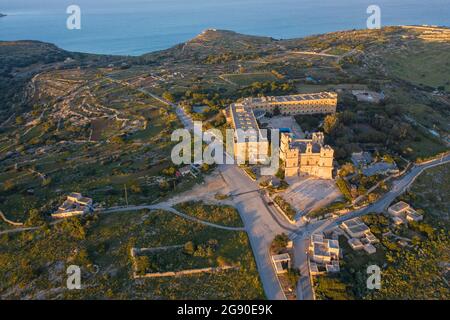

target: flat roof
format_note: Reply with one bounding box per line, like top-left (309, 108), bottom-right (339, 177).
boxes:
top-left (342, 217), bottom-right (370, 234)
top-left (243, 92), bottom-right (337, 105)
top-left (311, 234), bottom-right (324, 243)
top-left (310, 262), bottom-right (319, 273)
top-left (326, 264), bottom-right (340, 272)
top-left (314, 243), bottom-right (331, 257)
top-left (328, 239), bottom-right (339, 250)
top-left (348, 238), bottom-right (363, 246)
top-left (272, 253), bottom-right (291, 262)
top-left (389, 201), bottom-right (411, 212)
top-left (230, 103), bottom-right (268, 143)
top-left (364, 243), bottom-right (377, 254)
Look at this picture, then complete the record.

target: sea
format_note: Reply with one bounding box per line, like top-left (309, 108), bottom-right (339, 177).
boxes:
top-left (0, 0), bottom-right (449, 56)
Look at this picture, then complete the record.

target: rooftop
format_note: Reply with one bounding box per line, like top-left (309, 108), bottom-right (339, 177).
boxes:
top-left (389, 201), bottom-right (411, 213)
top-left (230, 103), bottom-right (268, 143)
top-left (310, 234), bottom-right (340, 258)
top-left (341, 217), bottom-right (370, 235)
top-left (243, 92), bottom-right (337, 105)
top-left (272, 253), bottom-right (291, 262)
top-left (363, 243), bottom-right (377, 254)
top-left (348, 238), bottom-right (363, 248)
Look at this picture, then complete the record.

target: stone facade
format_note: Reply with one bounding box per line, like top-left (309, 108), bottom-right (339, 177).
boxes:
top-left (227, 92), bottom-right (337, 169)
top-left (280, 132), bottom-right (334, 179)
top-left (228, 103), bottom-right (269, 163)
top-left (242, 92), bottom-right (337, 115)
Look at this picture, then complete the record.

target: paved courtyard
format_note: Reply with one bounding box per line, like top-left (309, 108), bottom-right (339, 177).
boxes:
top-left (280, 176), bottom-right (343, 218)
top-left (260, 116), bottom-right (305, 138)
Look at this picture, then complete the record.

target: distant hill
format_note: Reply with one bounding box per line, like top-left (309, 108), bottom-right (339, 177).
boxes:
top-left (140, 29), bottom-right (279, 63)
top-left (0, 40), bottom-right (120, 123)
top-left (0, 13), bottom-right (6, 18)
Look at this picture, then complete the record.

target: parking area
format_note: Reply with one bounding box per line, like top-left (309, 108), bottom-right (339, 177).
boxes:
top-left (280, 176), bottom-right (343, 217)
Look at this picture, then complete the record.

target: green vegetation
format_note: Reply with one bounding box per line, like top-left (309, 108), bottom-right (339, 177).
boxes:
top-left (240, 165), bottom-right (257, 180)
top-left (174, 202), bottom-right (244, 228)
top-left (336, 178), bottom-right (352, 202)
top-left (385, 41), bottom-right (450, 92)
top-left (2, 26), bottom-right (450, 300)
top-left (239, 81), bottom-right (296, 98)
top-left (374, 230), bottom-right (449, 299)
top-left (221, 72), bottom-right (278, 87)
top-left (307, 201), bottom-right (347, 219)
top-left (273, 196), bottom-right (296, 220)
top-left (315, 275), bottom-right (354, 300)
top-left (134, 239), bottom-right (225, 274)
top-left (0, 210), bottom-right (264, 299)
top-left (315, 211), bottom-right (449, 299)
top-left (398, 162), bottom-right (450, 229)
top-left (316, 162), bottom-right (450, 300)
top-left (270, 233), bottom-right (290, 254)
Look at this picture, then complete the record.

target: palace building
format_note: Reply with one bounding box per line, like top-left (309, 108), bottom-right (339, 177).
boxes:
top-left (280, 132), bottom-right (334, 179)
top-left (228, 103), bottom-right (269, 163)
top-left (241, 92), bottom-right (337, 115)
top-left (227, 92), bottom-right (336, 178)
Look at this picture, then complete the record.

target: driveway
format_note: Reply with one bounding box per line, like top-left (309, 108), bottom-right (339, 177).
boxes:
top-left (219, 163), bottom-right (289, 300)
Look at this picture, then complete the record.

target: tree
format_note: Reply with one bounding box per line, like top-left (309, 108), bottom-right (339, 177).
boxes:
top-left (129, 182), bottom-right (141, 194)
top-left (135, 256), bottom-right (150, 275)
top-left (26, 209), bottom-right (46, 227)
top-left (271, 233), bottom-right (289, 254)
top-left (162, 91), bottom-right (176, 103)
top-left (15, 116), bottom-right (24, 125)
top-left (339, 163), bottom-right (355, 177)
top-left (57, 217), bottom-right (86, 240)
top-left (184, 241), bottom-right (195, 255)
top-left (110, 136), bottom-right (124, 144)
top-left (3, 179), bottom-right (15, 191)
top-left (323, 114), bottom-right (339, 135)
top-left (273, 106), bottom-right (281, 116)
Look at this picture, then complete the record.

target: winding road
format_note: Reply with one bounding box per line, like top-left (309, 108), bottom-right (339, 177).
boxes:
top-left (3, 85), bottom-right (448, 301)
top-left (99, 203), bottom-right (246, 232)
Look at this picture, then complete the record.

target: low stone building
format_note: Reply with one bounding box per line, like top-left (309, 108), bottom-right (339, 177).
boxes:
top-left (271, 253), bottom-right (292, 274)
top-left (309, 234), bottom-right (340, 272)
top-left (52, 193), bottom-right (93, 219)
top-left (341, 217), bottom-right (379, 254)
top-left (388, 201), bottom-right (424, 224)
top-left (351, 90), bottom-right (385, 103)
top-left (341, 217), bottom-right (371, 238)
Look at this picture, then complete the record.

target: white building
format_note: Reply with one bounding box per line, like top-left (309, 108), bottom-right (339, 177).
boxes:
top-left (52, 193), bottom-right (93, 219)
top-left (388, 201), bottom-right (423, 224)
top-left (341, 217), bottom-right (371, 238)
top-left (309, 234), bottom-right (340, 265)
top-left (272, 253), bottom-right (291, 274)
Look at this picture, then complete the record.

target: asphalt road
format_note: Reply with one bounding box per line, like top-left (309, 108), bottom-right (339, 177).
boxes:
top-left (150, 93), bottom-right (290, 299)
top-left (290, 153), bottom-right (450, 299)
top-left (165, 91), bottom-right (450, 300)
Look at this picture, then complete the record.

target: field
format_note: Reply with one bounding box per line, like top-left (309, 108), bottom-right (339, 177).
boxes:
top-left (0, 68), bottom-right (184, 224)
top-left (385, 41), bottom-right (450, 92)
top-left (220, 72), bottom-right (278, 86)
top-left (174, 202), bottom-right (244, 228)
top-left (0, 209), bottom-right (264, 299)
top-left (399, 162), bottom-right (450, 228)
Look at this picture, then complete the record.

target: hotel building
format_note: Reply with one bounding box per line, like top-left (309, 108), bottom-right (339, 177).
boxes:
top-left (241, 92), bottom-right (337, 115)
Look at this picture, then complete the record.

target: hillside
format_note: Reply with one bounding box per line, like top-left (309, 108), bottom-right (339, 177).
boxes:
top-left (0, 41), bottom-right (124, 125)
top-left (0, 26), bottom-right (449, 299)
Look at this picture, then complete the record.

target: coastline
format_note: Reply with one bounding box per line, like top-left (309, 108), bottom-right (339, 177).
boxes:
top-left (1, 24), bottom-right (449, 57)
